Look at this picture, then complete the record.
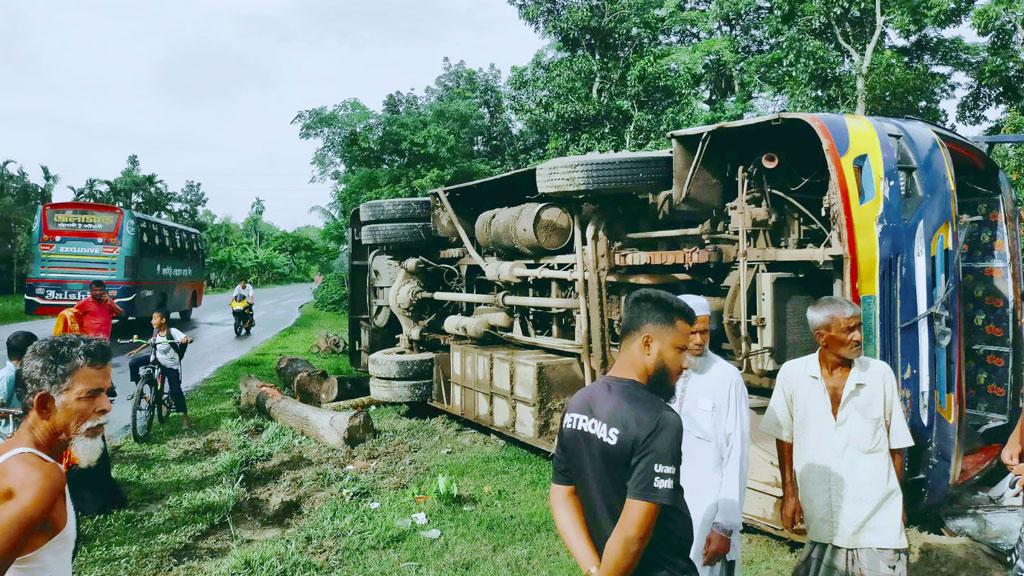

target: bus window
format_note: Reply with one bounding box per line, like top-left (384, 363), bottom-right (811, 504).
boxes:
top-left (853, 154), bottom-right (876, 205)
top-left (892, 134), bottom-right (924, 221)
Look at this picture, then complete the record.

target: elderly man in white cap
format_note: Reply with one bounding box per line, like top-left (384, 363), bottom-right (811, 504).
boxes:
top-left (670, 294), bottom-right (750, 576)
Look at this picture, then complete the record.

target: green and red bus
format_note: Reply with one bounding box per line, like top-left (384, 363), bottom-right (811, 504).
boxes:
top-left (24, 201), bottom-right (205, 319)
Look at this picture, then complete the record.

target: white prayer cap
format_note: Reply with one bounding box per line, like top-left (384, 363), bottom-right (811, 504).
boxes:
top-left (677, 294), bottom-right (711, 317)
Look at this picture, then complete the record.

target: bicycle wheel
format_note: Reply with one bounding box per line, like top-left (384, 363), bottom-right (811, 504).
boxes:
top-left (131, 376), bottom-right (157, 443)
top-left (156, 379), bottom-right (172, 424)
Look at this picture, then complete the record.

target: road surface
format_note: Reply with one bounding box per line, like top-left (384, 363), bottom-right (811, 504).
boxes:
top-left (0, 284), bottom-right (313, 439)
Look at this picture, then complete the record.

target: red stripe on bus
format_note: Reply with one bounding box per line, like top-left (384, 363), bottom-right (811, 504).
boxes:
top-left (26, 278), bottom-right (204, 287)
top-left (807, 115), bottom-right (860, 302)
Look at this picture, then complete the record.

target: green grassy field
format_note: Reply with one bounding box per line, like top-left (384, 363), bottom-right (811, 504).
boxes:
top-left (75, 305), bottom-right (800, 575)
top-left (0, 294), bottom-right (31, 326)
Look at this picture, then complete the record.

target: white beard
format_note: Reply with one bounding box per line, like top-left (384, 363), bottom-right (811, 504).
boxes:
top-left (684, 350), bottom-right (711, 374)
top-left (69, 416), bottom-right (109, 468)
top-left (70, 435), bottom-right (105, 468)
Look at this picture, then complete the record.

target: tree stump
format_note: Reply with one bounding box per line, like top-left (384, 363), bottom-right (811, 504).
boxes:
top-left (310, 331), bottom-right (347, 355)
top-left (276, 356), bottom-right (339, 405)
top-left (239, 376), bottom-right (375, 448)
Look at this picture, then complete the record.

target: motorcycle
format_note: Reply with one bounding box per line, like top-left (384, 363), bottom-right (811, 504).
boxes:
top-left (230, 295), bottom-right (254, 336)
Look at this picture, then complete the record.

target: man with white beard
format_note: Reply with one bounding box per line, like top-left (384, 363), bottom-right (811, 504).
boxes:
top-left (0, 335), bottom-right (113, 575)
top-left (670, 295), bottom-right (750, 576)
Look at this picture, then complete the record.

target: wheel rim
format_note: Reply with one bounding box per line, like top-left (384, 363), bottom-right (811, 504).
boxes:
top-left (131, 378), bottom-right (156, 442)
top-left (156, 383), bottom-right (171, 423)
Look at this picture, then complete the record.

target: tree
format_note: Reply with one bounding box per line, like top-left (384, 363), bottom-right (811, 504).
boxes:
top-left (293, 59), bottom-right (522, 218)
top-left (508, 0), bottom-right (706, 155)
top-left (244, 197), bottom-right (268, 249)
top-left (0, 161), bottom-right (57, 293)
top-left (69, 155), bottom-right (209, 229)
top-left (662, 0), bottom-right (772, 119)
top-left (960, 0), bottom-right (1024, 124)
top-left (751, 0), bottom-right (972, 122)
top-left (172, 180), bottom-right (209, 231)
top-left (991, 110), bottom-right (1024, 199)
top-left (71, 154), bottom-right (173, 216)
top-left (308, 204), bottom-right (347, 248)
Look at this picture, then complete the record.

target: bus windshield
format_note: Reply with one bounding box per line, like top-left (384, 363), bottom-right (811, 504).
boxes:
top-left (43, 204), bottom-right (121, 236)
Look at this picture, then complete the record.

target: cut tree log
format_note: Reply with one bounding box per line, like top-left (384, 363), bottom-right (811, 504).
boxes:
top-left (276, 356), bottom-right (339, 405)
top-left (239, 376), bottom-right (375, 448)
top-left (323, 395), bottom-right (385, 412)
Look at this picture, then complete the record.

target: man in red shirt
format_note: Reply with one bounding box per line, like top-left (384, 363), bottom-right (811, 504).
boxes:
top-left (73, 280), bottom-right (124, 340)
top-left (68, 279), bottom-right (126, 515)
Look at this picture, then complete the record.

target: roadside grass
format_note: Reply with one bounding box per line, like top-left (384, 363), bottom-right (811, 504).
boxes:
top-left (0, 294), bottom-right (31, 325)
top-left (74, 306), bottom-right (581, 575)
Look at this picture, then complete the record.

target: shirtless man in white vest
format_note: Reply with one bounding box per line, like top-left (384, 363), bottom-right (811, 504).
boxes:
top-left (0, 335), bottom-right (113, 576)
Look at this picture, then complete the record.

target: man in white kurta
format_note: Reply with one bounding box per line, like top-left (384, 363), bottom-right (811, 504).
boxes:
top-left (671, 294), bottom-right (749, 576)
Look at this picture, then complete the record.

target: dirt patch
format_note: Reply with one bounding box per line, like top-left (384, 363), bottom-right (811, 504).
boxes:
top-left (198, 430), bottom-right (232, 456)
top-left (908, 528), bottom-right (1006, 575)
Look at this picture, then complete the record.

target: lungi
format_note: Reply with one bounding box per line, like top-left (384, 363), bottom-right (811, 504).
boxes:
top-left (792, 542), bottom-right (908, 576)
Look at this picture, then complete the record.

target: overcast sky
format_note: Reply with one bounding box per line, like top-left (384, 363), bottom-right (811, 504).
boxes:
top-left (0, 0), bottom-right (543, 230)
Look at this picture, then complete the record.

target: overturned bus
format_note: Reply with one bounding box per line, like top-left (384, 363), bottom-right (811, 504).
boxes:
top-left (347, 113), bottom-right (1022, 546)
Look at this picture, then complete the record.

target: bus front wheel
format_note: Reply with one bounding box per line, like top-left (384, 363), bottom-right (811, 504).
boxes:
top-left (179, 308), bottom-right (193, 321)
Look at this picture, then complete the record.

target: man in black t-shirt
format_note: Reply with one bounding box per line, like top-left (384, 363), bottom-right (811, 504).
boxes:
top-left (552, 288), bottom-right (698, 576)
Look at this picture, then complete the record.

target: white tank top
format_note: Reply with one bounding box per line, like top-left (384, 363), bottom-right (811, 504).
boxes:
top-left (0, 448), bottom-right (75, 576)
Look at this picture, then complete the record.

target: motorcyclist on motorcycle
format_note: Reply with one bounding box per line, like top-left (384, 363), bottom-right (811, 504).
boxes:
top-left (232, 279), bottom-right (255, 326)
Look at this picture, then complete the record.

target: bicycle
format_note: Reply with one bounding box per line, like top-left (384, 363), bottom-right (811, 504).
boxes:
top-left (119, 336), bottom-right (190, 442)
top-left (0, 407), bottom-right (21, 440)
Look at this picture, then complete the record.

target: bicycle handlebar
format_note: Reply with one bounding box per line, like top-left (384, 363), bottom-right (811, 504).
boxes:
top-left (117, 336), bottom-right (195, 345)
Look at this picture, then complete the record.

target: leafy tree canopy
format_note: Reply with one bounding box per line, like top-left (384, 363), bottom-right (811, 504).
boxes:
top-left (0, 161), bottom-right (57, 292)
top-left (70, 154), bottom-right (209, 229)
top-left (960, 0), bottom-right (1024, 123)
top-left (293, 59), bottom-right (522, 218)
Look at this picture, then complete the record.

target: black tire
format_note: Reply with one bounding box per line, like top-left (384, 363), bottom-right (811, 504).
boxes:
top-left (156, 381), bottom-right (171, 424)
top-left (359, 198), bottom-right (431, 223)
top-left (131, 377), bottom-right (156, 443)
top-left (369, 377), bottom-right (432, 403)
top-left (234, 319), bottom-right (243, 337)
top-left (368, 347), bottom-right (435, 380)
top-left (178, 308), bottom-right (193, 321)
top-left (536, 151), bottom-right (673, 196)
top-left (245, 327), bottom-right (252, 335)
top-left (361, 223), bottom-right (434, 245)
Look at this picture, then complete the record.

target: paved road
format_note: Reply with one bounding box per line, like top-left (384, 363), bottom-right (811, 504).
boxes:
top-left (0, 284), bottom-right (313, 439)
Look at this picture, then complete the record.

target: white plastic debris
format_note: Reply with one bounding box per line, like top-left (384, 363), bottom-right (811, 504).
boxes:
top-left (369, 502), bottom-right (381, 509)
top-left (419, 528), bottom-right (442, 539)
top-left (411, 512), bottom-right (428, 525)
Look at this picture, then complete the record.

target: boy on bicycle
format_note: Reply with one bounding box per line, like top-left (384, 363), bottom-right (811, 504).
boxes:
top-left (128, 310), bottom-right (194, 430)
